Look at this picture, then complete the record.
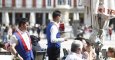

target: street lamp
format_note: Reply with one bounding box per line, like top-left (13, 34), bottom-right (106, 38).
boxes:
top-left (97, 14), bottom-right (103, 40)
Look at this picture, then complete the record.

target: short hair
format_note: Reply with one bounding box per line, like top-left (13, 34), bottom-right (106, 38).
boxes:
top-left (52, 10), bottom-right (61, 18)
top-left (108, 47), bottom-right (115, 57)
top-left (71, 40), bottom-right (83, 52)
top-left (18, 18), bottom-right (28, 27)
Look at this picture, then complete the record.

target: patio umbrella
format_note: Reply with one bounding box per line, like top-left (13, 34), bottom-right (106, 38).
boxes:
top-left (89, 0), bottom-right (115, 43)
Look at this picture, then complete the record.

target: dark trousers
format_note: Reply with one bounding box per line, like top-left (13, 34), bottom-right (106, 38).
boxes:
top-left (47, 47), bottom-right (60, 60)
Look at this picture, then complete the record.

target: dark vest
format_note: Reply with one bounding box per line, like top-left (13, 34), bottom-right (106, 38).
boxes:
top-left (46, 22), bottom-right (61, 48)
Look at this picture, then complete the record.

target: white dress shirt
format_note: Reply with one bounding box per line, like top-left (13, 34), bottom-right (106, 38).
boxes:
top-left (10, 28), bottom-right (31, 50)
top-left (65, 52), bottom-right (84, 60)
top-left (50, 21), bottom-right (65, 43)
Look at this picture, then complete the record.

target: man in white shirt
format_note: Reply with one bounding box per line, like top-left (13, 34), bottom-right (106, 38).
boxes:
top-left (65, 40), bottom-right (84, 60)
top-left (46, 10), bottom-right (67, 60)
top-left (10, 18), bottom-right (34, 60)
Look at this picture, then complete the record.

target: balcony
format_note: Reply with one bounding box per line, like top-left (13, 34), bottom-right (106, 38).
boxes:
top-left (56, 4), bottom-right (71, 9)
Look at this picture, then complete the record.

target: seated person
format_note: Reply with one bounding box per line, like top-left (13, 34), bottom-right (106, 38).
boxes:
top-left (107, 47), bottom-right (115, 60)
top-left (65, 40), bottom-right (83, 60)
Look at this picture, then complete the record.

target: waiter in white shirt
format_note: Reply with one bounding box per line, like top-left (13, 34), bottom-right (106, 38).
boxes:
top-left (46, 10), bottom-right (67, 60)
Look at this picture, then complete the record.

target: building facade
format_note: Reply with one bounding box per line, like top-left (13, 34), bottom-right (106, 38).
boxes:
top-left (0, 0), bottom-right (85, 27)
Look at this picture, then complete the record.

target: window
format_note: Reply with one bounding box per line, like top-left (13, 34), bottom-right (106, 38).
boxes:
top-left (68, 0), bottom-right (71, 6)
top-left (78, 0), bottom-right (82, 6)
top-left (36, 0), bottom-right (42, 8)
top-left (47, 0), bottom-right (51, 6)
top-left (58, 0), bottom-right (66, 5)
top-left (5, 0), bottom-right (12, 7)
top-left (58, 0), bottom-right (61, 5)
top-left (16, 0), bottom-right (22, 8)
top-left (26, 0), bottom-right (32, 8)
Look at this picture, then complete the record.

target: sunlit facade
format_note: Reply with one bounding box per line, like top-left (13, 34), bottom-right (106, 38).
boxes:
top-left (0, 0), bottom-right (85, 26)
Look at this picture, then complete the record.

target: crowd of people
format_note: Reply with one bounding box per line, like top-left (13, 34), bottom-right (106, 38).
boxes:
top-left (0, 10), bottom-right (114, 60)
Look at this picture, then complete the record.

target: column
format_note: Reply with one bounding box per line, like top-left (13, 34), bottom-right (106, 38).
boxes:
top-left (22, 13), bottom-right (26, 18)
top-left (12, 12), bottom-right (15, 25)
top-left (2, 12), bottom-right (9, 26)
top-left (62, 11), bottom-right (69, 26)
top-left (84, 7), bottom-right (88, 25)
top-left (42, 13), bottom-right (46, 25)
top-left (84, 7), bottom-right (91, 26)
top-left (48, 12), bottom-right (52, 21)
top-left (73, 12), bottom-right (79, 20)
top-left (61, 11), bottom-right (71, 38)
top-left (2, 12), bottom-right (4, 24)
top-left (30, 12), bottom-right (35, 27)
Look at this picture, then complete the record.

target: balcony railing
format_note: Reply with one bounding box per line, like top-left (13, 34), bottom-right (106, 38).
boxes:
top-left (56, 5), bottom-right (71, 9)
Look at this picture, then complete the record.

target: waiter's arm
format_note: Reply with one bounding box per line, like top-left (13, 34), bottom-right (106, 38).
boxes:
top-left (50, 25), bottom-right (66, 43)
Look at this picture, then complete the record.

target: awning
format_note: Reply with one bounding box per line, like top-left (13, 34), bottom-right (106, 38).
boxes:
top-left (95, 0), bottom-right (115, 17)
